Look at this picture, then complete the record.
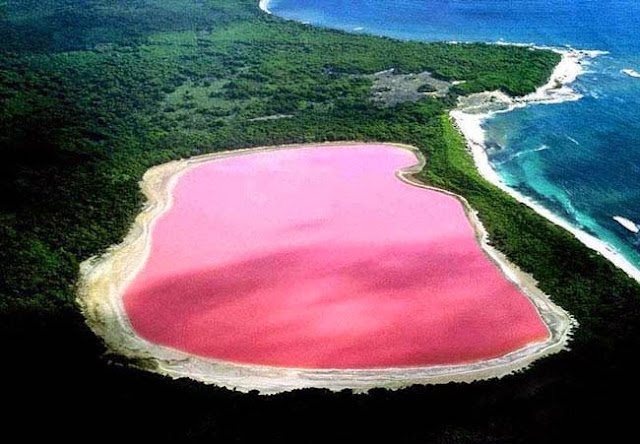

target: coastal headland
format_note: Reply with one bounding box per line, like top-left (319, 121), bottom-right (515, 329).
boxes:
top-left (450, 48), bottom-right (640, 284)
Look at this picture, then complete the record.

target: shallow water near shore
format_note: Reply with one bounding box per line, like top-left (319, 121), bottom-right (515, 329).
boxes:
top-left (268, 0), bottom-right (640, 269)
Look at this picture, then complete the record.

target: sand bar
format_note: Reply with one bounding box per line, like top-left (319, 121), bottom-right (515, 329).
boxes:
top-left (622, 68), bottom-right (640, 78)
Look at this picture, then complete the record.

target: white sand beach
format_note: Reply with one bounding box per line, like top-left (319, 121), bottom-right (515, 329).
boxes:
top-left (451, 48), bottom-right (640, 284)
top-left (259, 0), bottom-right (272, 15)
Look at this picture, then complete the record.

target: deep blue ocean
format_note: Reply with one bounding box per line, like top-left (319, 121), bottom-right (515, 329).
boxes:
top-left (268, 0), bottom-right (640, 270)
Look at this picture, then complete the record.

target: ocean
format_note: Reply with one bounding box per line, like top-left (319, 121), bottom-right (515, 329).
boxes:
top-left (266, 0), bottom-right (640, 275)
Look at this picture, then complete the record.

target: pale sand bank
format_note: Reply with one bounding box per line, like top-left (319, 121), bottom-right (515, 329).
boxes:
top-left (259, 0), bottom-right (271, 15)
top-left (614, 216), bottom-right (640, 234)
top-left (77, 142), bottom-right (573, 394)
top-left (622, 68), bottom-right (640, 78)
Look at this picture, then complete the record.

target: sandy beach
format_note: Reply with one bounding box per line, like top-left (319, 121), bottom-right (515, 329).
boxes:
top-left (259, 0), bottom-right (272, 15)
top-left (77, 142), bottom-right (573, 394)
top-left (622, 68), bottom-right (640, 78)
top-left (450, 47), bottom-right (640, 284)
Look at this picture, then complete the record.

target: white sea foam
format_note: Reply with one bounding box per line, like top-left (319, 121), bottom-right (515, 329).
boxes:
top-left (622, 68), bottom-right (640, 78)
top-left (354, 26), bottom-right (364, 31)
top-left (495, 145), bottom-right (549, 166)
top-left (614, 216), bottom-right (640, 234)
top-left (259, 0), bottom-right (272, 14)
top-left (566, 135), bottom-right (580, 146)
top-left (451, 48), bottom-right (640, 283)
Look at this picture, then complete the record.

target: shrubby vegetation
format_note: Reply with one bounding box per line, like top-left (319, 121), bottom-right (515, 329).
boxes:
top-left (1, 0), bottom-right (638, 442)
top-left (417, 83), bottom-right (437, 93)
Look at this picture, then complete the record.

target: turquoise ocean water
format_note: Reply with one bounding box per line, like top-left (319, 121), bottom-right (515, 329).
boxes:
top-left (268, 0), bottom-right (640, 270)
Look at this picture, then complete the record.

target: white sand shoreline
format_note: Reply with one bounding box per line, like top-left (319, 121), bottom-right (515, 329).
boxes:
top-left (77, 142), bottom-right (574, 395)
top-left (614, 216), bottom-right (640, 234)
top-left (450, 47), bottom-right (640, 284)
top-left (622, 68), bottom-right (640, 78)
top-left (258, 0), bottom-right (272, 15)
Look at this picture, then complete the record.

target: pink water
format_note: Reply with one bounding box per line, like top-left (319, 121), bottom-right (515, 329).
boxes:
top-left (123, 144), bottom-right (549, 369)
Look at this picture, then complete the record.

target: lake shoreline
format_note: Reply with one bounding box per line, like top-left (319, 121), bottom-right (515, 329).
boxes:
top-left (77, 142), bottom-right (573, 394)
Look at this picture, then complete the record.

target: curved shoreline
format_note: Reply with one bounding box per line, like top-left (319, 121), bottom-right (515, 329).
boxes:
top-left (450, 48), bottom-right (640, 284)
top-left (77, 142), bottom-right (574, 394)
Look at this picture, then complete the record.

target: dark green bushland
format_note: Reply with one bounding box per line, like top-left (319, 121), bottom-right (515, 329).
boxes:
top-left (1, 1), bottom-right (637, 442)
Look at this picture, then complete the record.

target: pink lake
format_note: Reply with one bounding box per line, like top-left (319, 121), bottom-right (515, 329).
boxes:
top-left (123, 144), bottom-right (549, 369)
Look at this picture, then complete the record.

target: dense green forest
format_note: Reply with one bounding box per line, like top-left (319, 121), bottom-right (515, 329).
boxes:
top-left (2, 0), bottom-right (639, 442)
